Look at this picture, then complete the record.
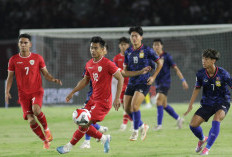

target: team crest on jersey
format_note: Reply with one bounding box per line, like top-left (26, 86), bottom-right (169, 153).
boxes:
top-left (29, 60), bottom-right (34, 65)
top-left (215, 77), bottom-right (221, 87)
top-left (139, 50), bottom-right (144, 58)
top-left (98, 66), bottom-right (102, 72)
top-left (215, 81), bottom-right (221, 87)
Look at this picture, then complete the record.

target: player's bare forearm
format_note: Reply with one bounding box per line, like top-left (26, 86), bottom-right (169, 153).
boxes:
top-left (174, 66), bottom-right (189, 90)
top-left (114, 71), bottom-right (124, 100)
top-left (72, 78), bottom-right (89, 94)
top-left (113, 71), bottom-right (124, 110)
top-left (189, 87), bottom-right (201, 105)
top-left (151, 59), bottom-right (163, 80)
top-left (66, 77), bottom-right (89, 102)
top-left (122, 66), bottom-right (151, 77)
top-left (184, 87), bottom-right (200, 116)
top-left (41, 67), bottom-right (62, 85)
top-left (5, 73), bottom-right (13, 94)
top-left (5, 72), bottom-right (14, 104)
top-left (174, 66), bottom-right (184, 80)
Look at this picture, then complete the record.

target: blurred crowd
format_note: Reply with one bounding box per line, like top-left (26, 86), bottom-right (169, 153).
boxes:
top-left (1, 0), bottom-right (232, 40)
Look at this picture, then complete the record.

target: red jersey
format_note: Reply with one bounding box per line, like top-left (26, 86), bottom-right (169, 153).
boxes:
top-left (8, 52), bottom-right (46, 94)
top-left (113, 53), bottom-right (129, 86)
top-left (85, 57), bottom-right (118, 106)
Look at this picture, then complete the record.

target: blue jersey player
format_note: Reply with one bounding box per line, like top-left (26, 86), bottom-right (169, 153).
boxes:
top-left (122, 26), bottom-right (163, 141)
top-left (152, 39), bottom-right (189, 131)
top-left (184, 49), bottom-right (232, 155)
top-left (79, 44), bottom-right (109, 149)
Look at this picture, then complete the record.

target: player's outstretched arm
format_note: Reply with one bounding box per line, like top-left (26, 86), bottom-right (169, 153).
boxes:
top-left (113, 71), bottom-right (124, 111)
top-left (66, 76), bottom-right (90, 103)
top-left (184, 87), bottom-right (201, 116)
top-left (147, 59), bottom-right (163, 85)
top-left (173, 66), bottom-right (189, 90)
top-left (41, 67), bottom-right (62, 85)
top-left (121, 65), bottom-right (151, 77)
top-left (5, 71), bottom-right (14, 104)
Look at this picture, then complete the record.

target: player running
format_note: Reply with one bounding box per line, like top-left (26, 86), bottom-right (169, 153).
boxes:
top-left (122, 26), bottom-right (163, 141)
top-left (152, 38), bottom-right (188, 131)
top-left (56, 36), bottom-right (124, 154)
top-left (80, 43), bottom-right (109, 149)
top-left (5, 34), bottom-right (62, 149)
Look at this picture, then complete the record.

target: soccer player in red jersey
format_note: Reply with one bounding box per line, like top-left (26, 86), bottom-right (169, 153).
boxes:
top-left (113, 37), bottom-right (132, 131)
top-left (56, 36), bottom-right (124, 154)
top-left (5, 34), bottom-right (62, 149)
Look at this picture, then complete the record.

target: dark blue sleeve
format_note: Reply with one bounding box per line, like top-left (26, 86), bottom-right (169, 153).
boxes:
top-left (195, 71), bottom-right (202, 87)
top-left (224, 70), bottom-right (232, 88)
top-left (167, 54), bottom-right (176, 67)
top-left (124, 51), bottom-right (128, 65)
top-left (149, 48), bottom-right (160, 62)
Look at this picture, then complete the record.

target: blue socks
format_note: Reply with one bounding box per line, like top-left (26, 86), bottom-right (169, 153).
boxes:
top-left (132, 110), bottom-right (143, 130)
top-left (190, 125), bottom-right (204, 141)
top-left (157, 106), bottom-right (163, 125)
top-left (164, 105), bottom-right (179, 120)
top-left (85, 123), bottom-right (100, 140)
top-left (206, 121), bottom-right (220, 149)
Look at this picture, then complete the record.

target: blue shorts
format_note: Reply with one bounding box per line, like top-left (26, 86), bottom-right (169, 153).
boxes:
top-left (156, 87), bottom-right (169, 96)
top-left (125, 84), bottom-right (151, 96)
top-left (195, 102), bottom-right (230, 122)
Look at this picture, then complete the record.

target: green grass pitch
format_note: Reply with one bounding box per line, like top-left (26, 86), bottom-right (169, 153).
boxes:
top-left (0, 104), bottom-right (232, 157)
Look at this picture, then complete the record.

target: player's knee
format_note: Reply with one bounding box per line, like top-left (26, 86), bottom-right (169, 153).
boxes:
top-left (132, 104), bottom-right (139, 111)
top-left (27, 115), bottom-right (36, 125)
top-left (189, 121), bottom-right (199, 127)
top-left (32, 105), bottom-right (41, 116)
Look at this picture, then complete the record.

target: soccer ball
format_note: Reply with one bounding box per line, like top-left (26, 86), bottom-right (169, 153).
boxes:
top-left (72, 109), bottom-right (91, 126)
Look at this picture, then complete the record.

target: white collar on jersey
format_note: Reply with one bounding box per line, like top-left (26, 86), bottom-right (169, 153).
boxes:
top-left (93, 56), bottom-right (104, 63)
top-left (19, 52), bottom-right (31, 58)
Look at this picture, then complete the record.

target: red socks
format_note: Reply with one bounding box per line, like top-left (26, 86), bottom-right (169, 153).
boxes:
top-left (86, 125), bottom-right (102, 139)
top-left (123, 114), bottom-right (132, 124)
top-left (30, 123), bottom-right (46, 141)
top-left (70, 125), bottom-right (103, 145)
top-left (36, 112), bottom-right (48, 130)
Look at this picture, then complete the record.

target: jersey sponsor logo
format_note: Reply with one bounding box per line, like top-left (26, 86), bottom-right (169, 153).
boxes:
top-left (88, 67), bottom-right (93, 69)
top-left (118, 59), bottom-right (123, 61)
top-left (215, 77), bottom-right (221, 87)
top-left (133, 56), bottom-right (138, 63)
top-left (139, 50), bottom-right (144, 58)
top-left (17, 62), bottom-right (23, 64)
top-left (98, 66), bottom-right (102, 72)
top-left (29, 60), bottom-right (35, 65)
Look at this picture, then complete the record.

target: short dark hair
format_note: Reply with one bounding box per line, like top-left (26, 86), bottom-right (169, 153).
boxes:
top-left (90, 36), bottom-right (105, 48)
top-left (128, 26), bottom-right (143, 36)
top-left (202, 49), bottom-right (220, 61)
top-left (18, 33), bottom-right (31, 41)
top-left (153, 38), bottom-right (163, 45)
top-left (119, 37), bottom-right (130, 44)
